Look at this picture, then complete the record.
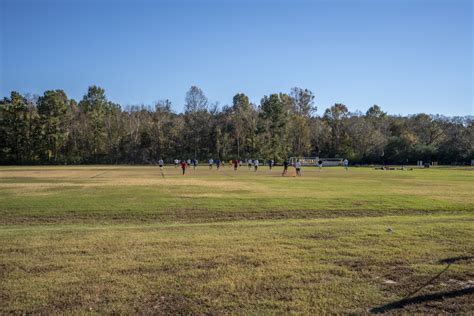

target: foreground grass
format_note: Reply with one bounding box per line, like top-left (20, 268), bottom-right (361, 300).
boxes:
top-left (0, 166), bottom-right (473, 313)
top-left (1, 215), bottom-right (473, 314)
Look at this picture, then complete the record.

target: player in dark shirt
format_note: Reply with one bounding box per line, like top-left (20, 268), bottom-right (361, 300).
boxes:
top-left (233, 159), bottom-right (239, 171)
top-left (282, 160), bottom-right (289, 176)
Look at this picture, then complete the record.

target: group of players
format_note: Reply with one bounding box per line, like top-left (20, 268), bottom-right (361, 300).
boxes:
top-left (157, 158), bottom-right (350, 176)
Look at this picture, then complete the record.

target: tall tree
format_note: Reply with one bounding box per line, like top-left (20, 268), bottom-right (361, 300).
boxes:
top-left (78, 86), bottom-right (111, 162)
top-left (185, 86), bottom-right (208, 112)
top-left (323, 103), bottom-right (350, 157)
top-left (289, 87), bottom-right (316, 156)
top-left (259, 93), bottom-right (292, 160)
top-left (149, 100), bottom-right (175, 161)
top-left (0, 92), bottom-right (32, 163)
top-left (184, 86), bottom-right (211, 159)
top-left (37, 90), bottom-right (69, 161)
top-left (290, 87), bottom-right (316, 116)
top-left (229, 93), bottom-right (255, 158)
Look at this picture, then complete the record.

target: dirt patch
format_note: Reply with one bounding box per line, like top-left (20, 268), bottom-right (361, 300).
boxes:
top-left (230, 255), bottom-right (265, 268)
top-left (0, 209), bottom-right (467, 226)
top-left (26, 263), bottom-right (64, 274)
top-left (115, 265), bottom-right (172, 275)
top-left (306, 232), bottom-right (339, 240)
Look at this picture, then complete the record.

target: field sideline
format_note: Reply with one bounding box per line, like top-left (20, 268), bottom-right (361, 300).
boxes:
top-left (1, 165), bottom-right (473, 314)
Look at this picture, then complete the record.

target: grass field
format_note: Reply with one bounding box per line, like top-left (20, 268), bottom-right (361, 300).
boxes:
top-left (1, 165), bottom-right (473, 314)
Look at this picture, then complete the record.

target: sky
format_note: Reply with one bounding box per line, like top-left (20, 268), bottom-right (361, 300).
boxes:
top-left (1, 0), bottom-right (472, 116)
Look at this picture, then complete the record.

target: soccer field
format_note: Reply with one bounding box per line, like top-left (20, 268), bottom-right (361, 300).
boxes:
top-left (1, 166), bottom-right (473, 314)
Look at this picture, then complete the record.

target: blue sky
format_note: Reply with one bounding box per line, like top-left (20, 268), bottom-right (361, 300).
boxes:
top-left (1, 0), bottom-right (472, 115)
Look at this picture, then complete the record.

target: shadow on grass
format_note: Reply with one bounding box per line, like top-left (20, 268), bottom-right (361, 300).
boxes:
top-left (438, 255), bottom-right (473, 264)
top-left (370, 287), bottom-right (474, 314)
top-left (370, 256), bottom-right (474, 314)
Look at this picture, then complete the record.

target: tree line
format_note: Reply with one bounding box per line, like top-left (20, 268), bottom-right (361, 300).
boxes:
top-left (0, 85), bottom-right (472, 165)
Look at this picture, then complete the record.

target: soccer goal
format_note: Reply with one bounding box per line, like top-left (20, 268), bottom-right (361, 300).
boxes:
top-left (289, 157), bottom-right (343, 166)
top-left (289, 157), bottom-right (318, 166)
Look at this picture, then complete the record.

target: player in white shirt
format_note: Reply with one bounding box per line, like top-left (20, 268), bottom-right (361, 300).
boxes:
top-left (158, 159), bottom-right (164, 177)
top-left (343, 159), bottom-right (349, 170)
top-left (209, 158), bottom-right (214, 169)
top-left (174, 159), bottom-right (179, 168)
top-left (295, 160), bottom-right (302, 176)
top-left (254, 159), bottom-right (259, 172)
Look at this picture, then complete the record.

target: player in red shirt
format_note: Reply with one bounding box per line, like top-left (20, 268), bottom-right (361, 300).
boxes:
top-left (180, 160), bottom-right (187, 175)
top-left (233, 159), bottom-right (239, 171)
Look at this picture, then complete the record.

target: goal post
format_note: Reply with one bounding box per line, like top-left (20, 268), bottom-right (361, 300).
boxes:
top-left (289, 157), bottom-right (343, 166)
top-left (289, 157), bottom-right (318, 166)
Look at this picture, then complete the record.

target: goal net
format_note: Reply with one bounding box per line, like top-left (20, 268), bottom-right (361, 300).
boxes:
top-left (289, 157), bottom-right (343, 166)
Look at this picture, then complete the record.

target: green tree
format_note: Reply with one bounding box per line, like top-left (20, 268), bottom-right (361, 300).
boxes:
top-left (228, 93), bottom-right (255, 158)
top-left (37, 90), bottom-right (69, 161)
top-left (323, 103), bottom-right (350, 157)
top-left (78, 86), bottom-right (111, 162)
top-left (259, 93), bottom-right (292, 160)
top-left (1, 87), bottom-right (472, 165)
top-left (0, 92), bottom-right (32, 163)
top-left (289, 87), bottom-right (316, 156)
top-left (436, 118), bottom-right (472, 164)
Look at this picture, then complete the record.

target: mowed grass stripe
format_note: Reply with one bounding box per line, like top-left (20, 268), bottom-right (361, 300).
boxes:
top-left (0, 166), bottom-right (473, 225)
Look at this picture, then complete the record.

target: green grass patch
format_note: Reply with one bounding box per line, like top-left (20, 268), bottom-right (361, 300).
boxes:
top-left (0, 166), bottom-right (473, 313)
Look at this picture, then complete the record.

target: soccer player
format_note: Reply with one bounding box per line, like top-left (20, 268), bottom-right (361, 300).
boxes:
top-left (318, 159), bottom-right (323, 171)
top-left (174, 159), bottom-right (179, 168)
top-left (180, 160), bottom-right (187, 175)
top-left (295, 159), bottom-right (302, 176)
top-left (233, 159), bottom-right (239, 171)
top-left (216, 159), bottom-right (221, 169)
top-left (209, 158), bottom-right (214, 169)
top-left (254, 159), bottom-right (259, 172)
top-left (193, 159), bottom-right (198, 170)
top-left (343, 158), bottom-right (349, 170)
top-left (158, 159), bottom-right (165, 177)
top-left (282, 160), bottom-right (289, 176)
top-left (248, 159), bottom-right (252, 169)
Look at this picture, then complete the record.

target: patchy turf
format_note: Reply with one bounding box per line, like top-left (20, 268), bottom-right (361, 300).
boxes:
top-left (0, 165), bottom-right (472, 224)
top-left (0, 165), bottom-right (473, 314)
